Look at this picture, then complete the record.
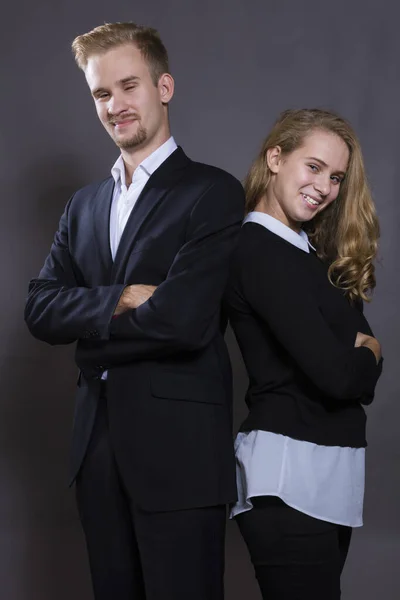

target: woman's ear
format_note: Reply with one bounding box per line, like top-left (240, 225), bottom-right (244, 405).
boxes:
top-left (266, 146), bottom-right (282, 173)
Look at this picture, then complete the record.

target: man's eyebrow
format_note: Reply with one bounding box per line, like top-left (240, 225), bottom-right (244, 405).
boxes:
top-left (120, 76), bottom-right (140, 84)
top-left (306, 156), bottom-right (346, 176)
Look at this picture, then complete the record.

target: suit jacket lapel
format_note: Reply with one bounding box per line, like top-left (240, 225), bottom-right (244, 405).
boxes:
top-left (92, 177), bottom-right (114, 280)
top-left (111, 147), bottom-right (191, 282)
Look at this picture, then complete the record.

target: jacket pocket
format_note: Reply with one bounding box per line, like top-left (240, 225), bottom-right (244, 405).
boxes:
top-left (151, 371), bottom-right (225, 405)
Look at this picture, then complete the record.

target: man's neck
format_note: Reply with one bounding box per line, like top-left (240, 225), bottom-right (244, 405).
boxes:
top-left (121, 129), bottom-right (171, 186)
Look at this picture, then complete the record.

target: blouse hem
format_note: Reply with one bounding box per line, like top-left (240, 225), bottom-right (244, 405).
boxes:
top-left (230, 492), bottom-right (363, 528)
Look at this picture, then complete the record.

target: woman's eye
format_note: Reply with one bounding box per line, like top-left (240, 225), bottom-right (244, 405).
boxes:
top-left (331, 175), bottom-right (342, 184)
top-left (309, 164), bottom-right (319, 172)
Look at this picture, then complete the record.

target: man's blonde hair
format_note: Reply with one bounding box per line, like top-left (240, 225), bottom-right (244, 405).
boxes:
top-left (72, 22), bottom-right (170, 85)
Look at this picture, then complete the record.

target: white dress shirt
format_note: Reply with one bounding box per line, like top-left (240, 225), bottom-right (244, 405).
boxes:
top-left (109, 136), bottom-right (177, 259)
top-left (231, 211), bottom-right (365, 527)
top-left (101, 136), bottom-right (177, 381)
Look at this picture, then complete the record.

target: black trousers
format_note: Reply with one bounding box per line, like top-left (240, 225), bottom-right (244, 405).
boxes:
top-left (236, 496), bottom-right (352, 600)
top-left (75, 391), bottom-right (226, 600)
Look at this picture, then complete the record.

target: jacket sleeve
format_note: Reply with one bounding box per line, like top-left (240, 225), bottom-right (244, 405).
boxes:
top-left (352, 299), bottom-right (383, 405)
top-left (76, 175), bottom-right (245, 370)
top-left (239, 248), bottom-right (382, 402)
top-left (24, 197), bottom-right (125, 345)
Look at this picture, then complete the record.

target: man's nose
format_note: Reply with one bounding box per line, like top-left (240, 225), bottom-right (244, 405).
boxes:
top-left (107, 92), bottom-right (129, 116)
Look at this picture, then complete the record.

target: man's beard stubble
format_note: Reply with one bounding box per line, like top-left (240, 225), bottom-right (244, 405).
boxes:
top-left (109, 115), bottom-right (148, 150)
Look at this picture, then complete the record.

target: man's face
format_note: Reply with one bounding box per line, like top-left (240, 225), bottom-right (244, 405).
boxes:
top-left (85, 44), bottom-right (172, 152)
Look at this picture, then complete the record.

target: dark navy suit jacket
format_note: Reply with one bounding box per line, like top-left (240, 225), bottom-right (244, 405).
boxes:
top-left (25, 147), bottom-right (245, 511)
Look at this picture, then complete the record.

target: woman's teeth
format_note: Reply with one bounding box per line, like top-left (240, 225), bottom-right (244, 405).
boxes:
top-left (302, 193), bottom-right (319, 206)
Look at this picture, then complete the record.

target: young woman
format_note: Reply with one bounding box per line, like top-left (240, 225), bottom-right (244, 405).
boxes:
top-left (225, 109), bottom-right (383, 599)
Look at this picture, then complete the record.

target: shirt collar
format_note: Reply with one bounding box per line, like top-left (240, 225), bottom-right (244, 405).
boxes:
top-left (111, 136), bottom-right (178, 187)
top-left (243, 211), bottom-right (316, 253)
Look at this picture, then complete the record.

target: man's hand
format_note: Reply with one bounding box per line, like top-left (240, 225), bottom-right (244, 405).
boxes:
top-left (355, 331), bottom-right (382, 364)
top-left (114, 285), bottom-right (157, 316)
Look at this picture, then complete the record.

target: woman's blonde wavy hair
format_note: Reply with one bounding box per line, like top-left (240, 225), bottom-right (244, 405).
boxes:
top-left (245, 108), bottom-right (379, 302)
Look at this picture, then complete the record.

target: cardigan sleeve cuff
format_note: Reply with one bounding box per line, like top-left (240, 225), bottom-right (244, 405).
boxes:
top-left (355, 346), bottom-right (383, 397)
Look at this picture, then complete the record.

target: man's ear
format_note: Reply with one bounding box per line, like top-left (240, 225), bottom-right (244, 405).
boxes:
top-left (158, 73), bottom-right (174, 104)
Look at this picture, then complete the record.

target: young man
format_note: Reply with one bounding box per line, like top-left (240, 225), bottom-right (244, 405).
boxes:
top-left (25, 22), bottom-right (244, 600)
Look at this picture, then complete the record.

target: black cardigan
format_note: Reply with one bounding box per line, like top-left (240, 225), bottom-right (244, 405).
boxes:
top-left (225, 222), bottom-right (383, 448)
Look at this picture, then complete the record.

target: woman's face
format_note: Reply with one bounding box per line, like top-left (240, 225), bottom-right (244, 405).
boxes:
top-left (263, 129), bottom-right (350, 231)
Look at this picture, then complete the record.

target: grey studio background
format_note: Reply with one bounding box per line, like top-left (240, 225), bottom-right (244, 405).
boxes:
top-left (1, 0), bottom-right (399, 598)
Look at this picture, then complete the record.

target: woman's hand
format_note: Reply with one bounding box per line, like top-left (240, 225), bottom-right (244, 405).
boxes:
top-left (355, 332), bottom-right (382, 364)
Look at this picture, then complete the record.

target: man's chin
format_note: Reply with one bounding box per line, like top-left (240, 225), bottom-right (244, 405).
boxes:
top-left (113, 133), bottom-right (147, 151)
